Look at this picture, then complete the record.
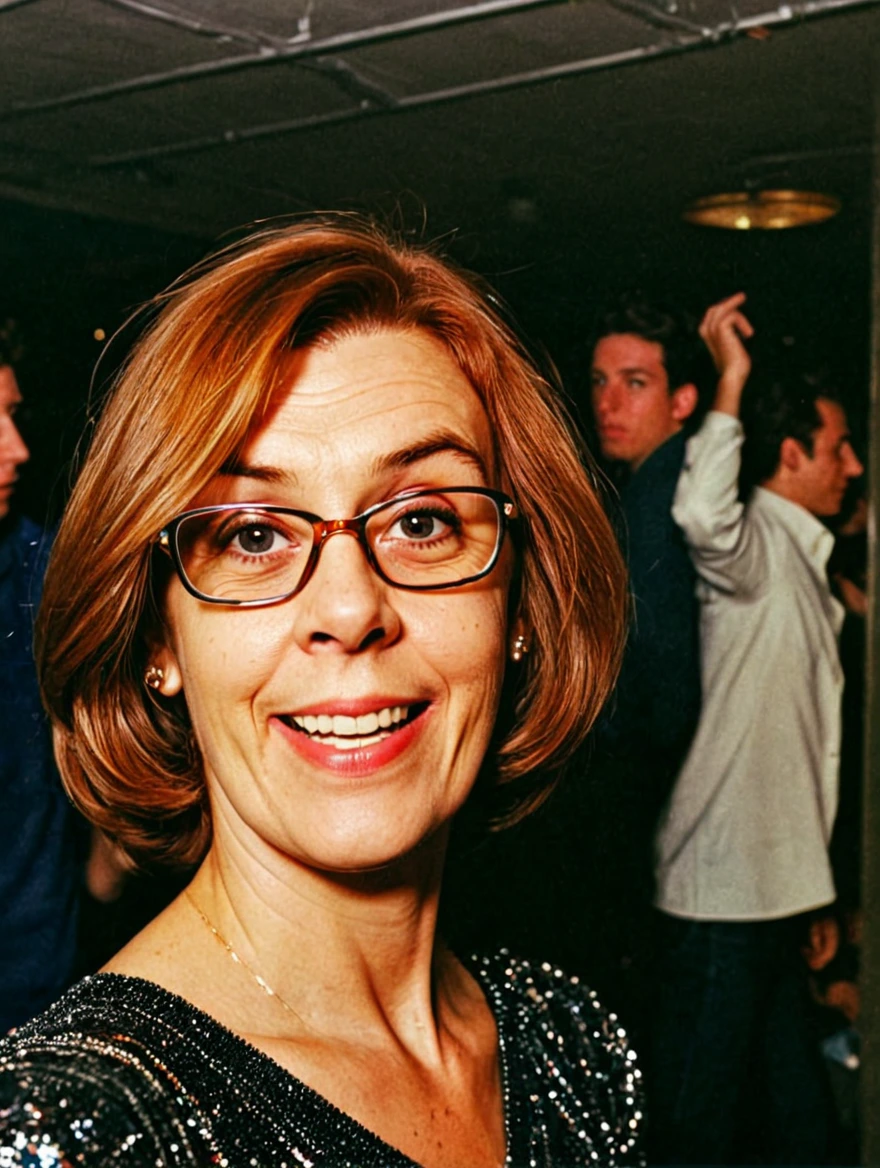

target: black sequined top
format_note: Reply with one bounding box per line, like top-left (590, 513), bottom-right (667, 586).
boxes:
top-left (0, 951), bottom-right (644, 1167)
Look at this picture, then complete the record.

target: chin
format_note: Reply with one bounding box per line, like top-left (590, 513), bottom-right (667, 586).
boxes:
top-left (277, 805), bottom-right (453, 877)
top-left (599, 442), bottom-right (627, 463)
top-left (815, 499), bottom-right (843, 518)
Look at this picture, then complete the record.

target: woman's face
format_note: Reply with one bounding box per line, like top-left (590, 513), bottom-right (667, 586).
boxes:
top-left (156, 328), bottom-right (516, 873)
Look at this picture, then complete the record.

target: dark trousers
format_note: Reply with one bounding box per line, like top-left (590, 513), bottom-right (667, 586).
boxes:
top-left (651, 913), bottom-right (832, 1165)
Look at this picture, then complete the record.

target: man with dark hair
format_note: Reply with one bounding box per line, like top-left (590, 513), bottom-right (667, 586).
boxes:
top-left (591, 297), bottom-right (709, 467)
top-left (589, 296), bottom-right (708, 816)
top-left (577, 298), bottom-right (710, 1040)
top-left (739, 368), bottom-right (850, 501)
top-left (0, 319), bottom-right (82, 1032)
top-left (652, 293), bottom-right (862, 1164)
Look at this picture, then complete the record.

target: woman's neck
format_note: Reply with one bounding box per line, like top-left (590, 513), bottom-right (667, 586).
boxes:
top-left (104, 814), bottom-right (505, 1168)
top-left (183, 818), bottom-right (457, 1059)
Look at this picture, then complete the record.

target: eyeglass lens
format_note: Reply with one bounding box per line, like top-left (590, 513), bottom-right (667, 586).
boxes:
top-left (173, 491), bottom-right (503, 602)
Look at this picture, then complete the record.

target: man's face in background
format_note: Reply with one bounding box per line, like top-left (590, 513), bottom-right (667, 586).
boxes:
top-left (790, 397), bottom-right (863, 519)
top-left (591, 333), bottom-right (696, 471)
top-left (0, 365), bottom-right (29, 521)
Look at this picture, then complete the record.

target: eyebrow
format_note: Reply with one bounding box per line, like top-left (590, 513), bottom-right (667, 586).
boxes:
top-left (217, 459), bottom-right (290, 484)
top-left (218, 428), bottom-right (489, 484)
top-left (371, 429), bottom-right (489, 479)
top-left (591, 366), bottom-right (654, 377)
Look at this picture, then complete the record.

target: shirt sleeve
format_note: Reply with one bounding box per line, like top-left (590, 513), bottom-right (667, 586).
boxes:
top-left (672, 411), bottom-right (768, 596)
top-left (0, 1040), bottom-right (214, 1166)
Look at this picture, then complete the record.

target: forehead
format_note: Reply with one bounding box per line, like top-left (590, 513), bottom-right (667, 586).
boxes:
top-left (240, 327), bottom-right (494, 481)
top-left (0, 365), bottom-right (21, 406)
top-left (814, 398), bottom-right (848, 441)
top-left (592, 333), bottom-right (667, 373)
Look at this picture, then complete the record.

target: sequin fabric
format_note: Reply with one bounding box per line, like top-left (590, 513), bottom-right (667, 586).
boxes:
top-left (0, 951), bottom-right (644, 1166)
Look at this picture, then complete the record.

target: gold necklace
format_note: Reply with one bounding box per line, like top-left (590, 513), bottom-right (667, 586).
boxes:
top-left (184, 889), bottom-right (304, 1022)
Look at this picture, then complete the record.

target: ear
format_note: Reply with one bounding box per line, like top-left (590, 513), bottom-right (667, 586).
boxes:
top-left (148, 642), bottom-right (184, 697)
top-left (670, 382), bottom-right (699, 424)
top-left (779, 435), bottom-right (805, 473)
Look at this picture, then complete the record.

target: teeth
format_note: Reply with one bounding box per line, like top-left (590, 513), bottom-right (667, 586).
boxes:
top-left (290, 705), bottom-right (410, 739)
top-left (322, 732), bottom-right (392, 750)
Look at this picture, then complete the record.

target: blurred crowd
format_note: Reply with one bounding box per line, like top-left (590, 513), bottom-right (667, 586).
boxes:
top-left (447, 290), bottom-right (867, 1165)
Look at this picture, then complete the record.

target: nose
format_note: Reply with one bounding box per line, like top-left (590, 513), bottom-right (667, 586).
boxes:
top-left (292, 526), bottom-right (401, 654)
top-left (0, 413), bottom-right (28, 468)
top-left (844, 444), bottom-right (864, 479)
top-left (593, 381), bottom-right (622, 419)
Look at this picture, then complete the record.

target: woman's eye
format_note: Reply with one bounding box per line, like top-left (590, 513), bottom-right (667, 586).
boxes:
top-left (391, 509), bottom-right (456, 541)
top-left (232, 524), bottom-right (285, 555)
top-left (399, 512), bottom-right (440, 539)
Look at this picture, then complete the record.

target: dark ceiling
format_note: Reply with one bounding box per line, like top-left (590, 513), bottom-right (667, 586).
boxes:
top-left (1, 0), bottom-right (879, 519)
top-left (2, 0), bottom-right (878, 240)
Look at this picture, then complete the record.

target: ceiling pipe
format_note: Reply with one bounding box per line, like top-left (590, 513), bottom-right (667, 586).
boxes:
top-left (0, 0), bottom-right (568, 119)
top-left (96, 0), bottom-right (285, 49)
top-left (87, 0), bottom-right (880, 169)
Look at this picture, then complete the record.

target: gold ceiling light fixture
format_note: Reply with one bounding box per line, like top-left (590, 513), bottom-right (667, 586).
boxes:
top-left (683, 189), bottom-right (841, 231)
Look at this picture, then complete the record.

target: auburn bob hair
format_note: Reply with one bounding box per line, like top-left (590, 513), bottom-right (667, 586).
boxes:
top-left (36, 217), bottom-right (627, 869)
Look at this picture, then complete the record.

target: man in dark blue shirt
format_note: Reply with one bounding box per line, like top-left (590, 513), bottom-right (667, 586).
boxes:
top-left (590, 298), bottom-right (706, 798)
top-left (571, 299), bottom-right (709, 1047)
top-left (441, 302), bottom-right (707, 1013)
top-left (0, 332), bottom-right (81, 1032)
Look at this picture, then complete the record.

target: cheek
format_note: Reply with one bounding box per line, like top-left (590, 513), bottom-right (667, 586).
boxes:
top-left (413, 595), bottom-right (508, 697)
top-left (167, 610), bottom-right (285, 728)
top-left (640, 400), bottom-right (668, 433)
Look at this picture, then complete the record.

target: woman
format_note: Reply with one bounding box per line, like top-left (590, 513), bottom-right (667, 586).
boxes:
top-left (0, 218), bottom-right (637, 1167)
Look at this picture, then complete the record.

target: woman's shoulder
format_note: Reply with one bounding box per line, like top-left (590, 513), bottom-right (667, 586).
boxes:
top-left (470, 949), bottom-right (641, 1065)
top-left (0, 976), bottom-right (218, 1164)
top-left (468, 950), bottom-right (644, 1164)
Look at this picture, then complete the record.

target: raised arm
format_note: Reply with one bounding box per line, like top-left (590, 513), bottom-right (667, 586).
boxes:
top-left (700, 292), bottom-right (753, 417)
top-left (673, 294), bottom-right (768, 595)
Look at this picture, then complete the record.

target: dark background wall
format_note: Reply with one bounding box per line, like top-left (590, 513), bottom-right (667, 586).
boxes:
top-left (3, 176), bottom-right (872, 529)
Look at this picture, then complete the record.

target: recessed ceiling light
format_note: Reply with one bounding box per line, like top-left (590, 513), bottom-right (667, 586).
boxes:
top-left (683, 190), bottom-right (840, 230)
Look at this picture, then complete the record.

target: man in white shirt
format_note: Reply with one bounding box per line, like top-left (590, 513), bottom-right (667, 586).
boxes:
top-left (651, 294), bottom-right (863, 1164)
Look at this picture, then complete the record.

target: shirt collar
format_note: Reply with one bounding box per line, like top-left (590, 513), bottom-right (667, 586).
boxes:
top-left (630, 429), bottom-right (686, 480)
top-left (753, 486), bottom-right (836, 572)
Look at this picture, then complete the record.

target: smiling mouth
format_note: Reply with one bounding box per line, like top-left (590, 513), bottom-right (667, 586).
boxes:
top-left (279, 703), bottom-right (429, 751)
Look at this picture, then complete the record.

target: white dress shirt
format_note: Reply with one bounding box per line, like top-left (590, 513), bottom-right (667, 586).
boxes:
top-left (654, 411), bottom-right (844, 921)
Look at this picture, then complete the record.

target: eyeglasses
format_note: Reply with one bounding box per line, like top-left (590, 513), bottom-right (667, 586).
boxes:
top-left (157, 487), bottom-right (518, 607)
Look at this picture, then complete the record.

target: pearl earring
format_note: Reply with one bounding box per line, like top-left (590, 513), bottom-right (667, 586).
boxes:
top-left (511, 634), bottom-right (529, 663)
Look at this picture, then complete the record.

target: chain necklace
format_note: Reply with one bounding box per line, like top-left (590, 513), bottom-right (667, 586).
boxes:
top-left (184, 889), bottom-right (305, 1023)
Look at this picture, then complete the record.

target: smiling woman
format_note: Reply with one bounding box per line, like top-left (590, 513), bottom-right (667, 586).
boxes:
top-left (0, 217), bottom-right (637, 1167)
